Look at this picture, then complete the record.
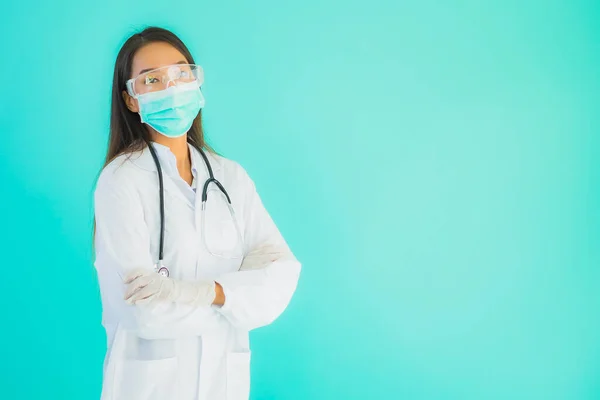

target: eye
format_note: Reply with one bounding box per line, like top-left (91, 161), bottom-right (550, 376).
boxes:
top-left (145, 75), bottom-right (160, 85)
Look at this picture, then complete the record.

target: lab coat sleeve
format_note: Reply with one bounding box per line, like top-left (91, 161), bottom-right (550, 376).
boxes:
top-left (214, 165), bottom-right (301, 331)
top-left (94, 169), bottom-right (227, 340)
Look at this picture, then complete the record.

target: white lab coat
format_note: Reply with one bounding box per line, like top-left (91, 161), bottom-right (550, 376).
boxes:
top-left (93, 142), bottom-right (301, 400)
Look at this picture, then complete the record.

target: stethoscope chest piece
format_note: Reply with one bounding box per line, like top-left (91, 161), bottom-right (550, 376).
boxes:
top-left (155, 264), bottom-right (170, 277)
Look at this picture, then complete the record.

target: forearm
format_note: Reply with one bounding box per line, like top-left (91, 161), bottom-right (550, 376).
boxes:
top-left (214, 258), bottom-right (301, 331)
top-left (97, 259), bottom-right (227, 339)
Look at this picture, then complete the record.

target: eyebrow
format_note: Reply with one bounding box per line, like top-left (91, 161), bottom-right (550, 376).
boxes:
top-left (137, 60), bottom-right (188, 75)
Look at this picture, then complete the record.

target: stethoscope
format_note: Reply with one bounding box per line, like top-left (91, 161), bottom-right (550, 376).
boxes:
top-left (146, 141), bottom-right (241, 277)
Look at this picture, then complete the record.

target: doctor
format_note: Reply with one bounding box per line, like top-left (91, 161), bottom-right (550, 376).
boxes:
top-left (93, 26), bottom-right (301, 400)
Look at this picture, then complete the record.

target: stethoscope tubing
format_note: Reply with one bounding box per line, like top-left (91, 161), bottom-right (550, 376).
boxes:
top-left (146, 141), bottom-right (233, 268)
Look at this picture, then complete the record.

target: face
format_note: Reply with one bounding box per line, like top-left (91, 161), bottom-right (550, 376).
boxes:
top-left (123, 41), bottom-right (190, 113)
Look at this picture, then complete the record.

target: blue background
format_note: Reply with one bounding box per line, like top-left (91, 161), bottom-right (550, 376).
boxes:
top-left (1, 1), bottom-right (599, 399)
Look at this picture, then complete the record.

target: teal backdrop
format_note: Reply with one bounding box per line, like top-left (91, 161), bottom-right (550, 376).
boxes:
top-left (1, 1), bottom-right (599, 399)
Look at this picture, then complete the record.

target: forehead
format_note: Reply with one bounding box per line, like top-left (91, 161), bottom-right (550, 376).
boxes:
top-left (131, 42), bottom-right (189, 77)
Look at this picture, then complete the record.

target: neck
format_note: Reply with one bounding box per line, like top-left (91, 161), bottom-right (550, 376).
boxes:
top-left (150, 131), bottom-right (190, 169)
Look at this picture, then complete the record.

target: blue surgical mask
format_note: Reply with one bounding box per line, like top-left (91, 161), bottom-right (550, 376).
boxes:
top-left (137, 81), bottom-right (205, 138)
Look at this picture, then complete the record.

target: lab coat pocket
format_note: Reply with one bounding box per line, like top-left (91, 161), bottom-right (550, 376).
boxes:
top-left (203, 188), bottom-right (243, 259)
top-left (226, 351), bottom-right (251, 400)
top-left (112, 357), bottom-right (178, 400)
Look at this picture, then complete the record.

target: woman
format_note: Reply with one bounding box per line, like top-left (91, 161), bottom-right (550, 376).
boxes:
top-left (93, 26), bottom-right (301, 400)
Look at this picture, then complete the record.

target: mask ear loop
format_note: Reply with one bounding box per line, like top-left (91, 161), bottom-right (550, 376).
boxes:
top-left (134, 88), bottom-right (145, 124)
top-left (125, 79), bottom-right (146, 124)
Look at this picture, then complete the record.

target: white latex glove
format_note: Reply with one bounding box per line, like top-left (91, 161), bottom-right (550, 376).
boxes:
top-left (239, 243), bottom-right (290, 271)
top-left (124, 269), bottom-right (216, 306)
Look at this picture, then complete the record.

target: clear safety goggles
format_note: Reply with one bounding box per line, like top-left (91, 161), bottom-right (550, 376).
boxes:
top-left (126, 63), bottom-right (204, 97)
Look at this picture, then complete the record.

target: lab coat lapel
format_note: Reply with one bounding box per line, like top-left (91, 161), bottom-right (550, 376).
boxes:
top-left (163, 174), bottom-right (195, 210)
top-left (130, 144), bottom-right (195, 210)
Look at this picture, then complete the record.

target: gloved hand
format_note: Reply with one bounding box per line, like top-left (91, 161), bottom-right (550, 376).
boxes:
top-left (124, 269), bottom-right (216, 307)
top-left (239, 242), bottom-right (290, 271)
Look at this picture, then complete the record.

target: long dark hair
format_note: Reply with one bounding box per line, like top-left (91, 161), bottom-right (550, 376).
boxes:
top-left (105, 26), bottom-right (212, 167)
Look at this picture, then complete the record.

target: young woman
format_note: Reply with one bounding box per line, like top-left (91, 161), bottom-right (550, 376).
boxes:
top-left (93, 26), bottom-right (301, 400)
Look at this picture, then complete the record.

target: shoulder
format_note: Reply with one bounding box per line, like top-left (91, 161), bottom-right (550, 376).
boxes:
top-left (95, 150), bottom-right (148, 197)
top-left (199, 150), bottom-right (254, 185)
top-left (211, 152), bottom-right (258, 190)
